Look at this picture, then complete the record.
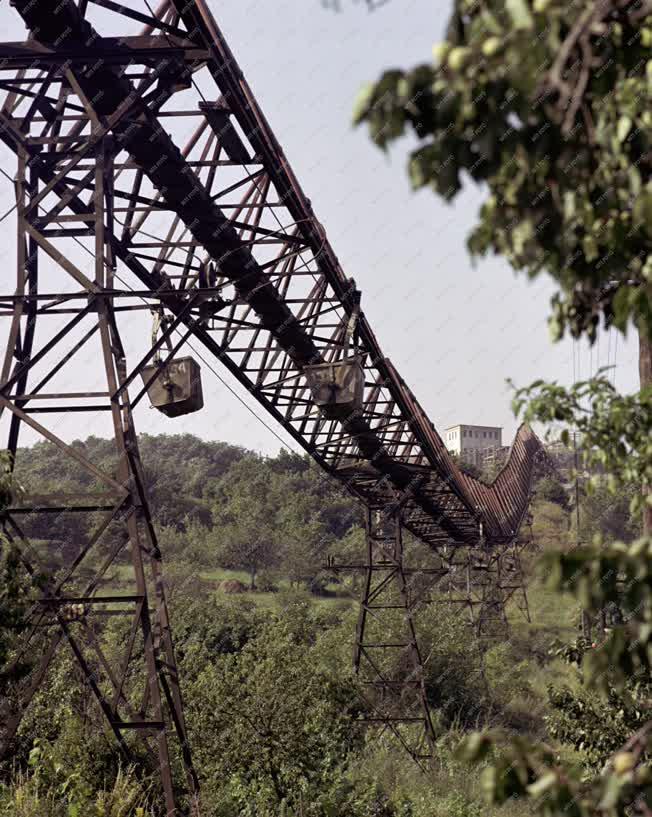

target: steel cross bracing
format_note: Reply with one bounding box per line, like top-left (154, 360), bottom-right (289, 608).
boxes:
top-left (0, 0), bottom-right (545, 809)
top-left (0, 123), bottom-right (201, 817)
top-left (0, 0), bottom-right (543, 554)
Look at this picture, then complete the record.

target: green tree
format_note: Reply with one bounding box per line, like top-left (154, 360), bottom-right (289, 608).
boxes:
top-left (536, 476), bottom-right (570, 511)
top-left (185, 604), bottom-right (361, 816)
top-left (0, 451), bottom-right (30, 689)
top-left (211, 458), bottom-right (283, 589)
top-left (354, 0), bottom-right (652, 343)
top-left (353, 1), bottom-right (652, 814)
top-left (353, 0), bottom-right (652, 524)
top-left (279, 506), bottom-right (329, 589)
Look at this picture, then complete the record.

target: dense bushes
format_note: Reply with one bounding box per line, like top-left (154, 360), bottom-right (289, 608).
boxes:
top-left (184, 601), bottom-right (362, 815)
top-left (0, 757), bottom-right (150, 817)
top-left (1, 584), bottom-right (548, 817)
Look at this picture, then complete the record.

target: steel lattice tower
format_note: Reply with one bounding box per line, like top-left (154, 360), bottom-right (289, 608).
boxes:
top-left (0, 2), bottom-right (545, 813)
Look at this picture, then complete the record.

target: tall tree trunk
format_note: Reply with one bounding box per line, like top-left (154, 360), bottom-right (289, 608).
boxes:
top-left (250, 564), bottom-right (257, 591)
top-left (640, 329), bottom-right (652, 536)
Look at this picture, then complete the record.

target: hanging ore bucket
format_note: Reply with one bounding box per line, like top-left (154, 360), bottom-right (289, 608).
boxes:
top-left (303, 356), bottom-right (365, 420)
top-left (141, 309), bottom-right (204, 417)
top-left (141, 357), bottom-right (204, 418)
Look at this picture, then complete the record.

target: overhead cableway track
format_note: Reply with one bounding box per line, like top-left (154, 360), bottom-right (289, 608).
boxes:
top-left (1, 0), bottom-right (542, 553)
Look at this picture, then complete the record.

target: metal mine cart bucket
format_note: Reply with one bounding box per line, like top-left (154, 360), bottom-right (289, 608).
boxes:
top-left (140, 356), bottom-right (204, 418)
top-left (303, 356), bottom-right (365, 419)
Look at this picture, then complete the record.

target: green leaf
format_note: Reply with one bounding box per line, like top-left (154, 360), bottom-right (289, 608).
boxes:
top-left (617, 115), bottom-right (632, 143)
top-left (599, 773), bottom-right (626, 810)
top-left (448, 46), bottom-right (471, 71)
top-left (352, 83), bottom-right (375, 125)
top-left (527, 771), bottom-right (558, 797)
top-left (583, 234), bottom-right (598, 263)
top-left (456, 732), bottom-right (492, 763)
top-left (563, 191), bottom-right (576, 220)
top-left (506, 0), bottom-right (534, 30)
top-left (633, 186), bottom-right (652, 236)
top-left (513, 219), bottom-right (534, 256)
top-left (408, 147), bottom-right (433, 189)
top-left (481, 9), bottom-right (503, 35)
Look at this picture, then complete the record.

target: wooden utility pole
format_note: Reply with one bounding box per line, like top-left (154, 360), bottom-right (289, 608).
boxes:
top-left (640, 329), bottom-right (652, 536)
top-left (574, 430), bottom-right (592, 639)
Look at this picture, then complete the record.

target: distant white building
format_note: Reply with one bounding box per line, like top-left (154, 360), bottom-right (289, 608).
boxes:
top-left (444, 424), bottom-right (503, 458)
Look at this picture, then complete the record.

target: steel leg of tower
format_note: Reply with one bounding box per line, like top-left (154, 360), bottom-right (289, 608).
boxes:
top-left (0, 138), bottom-right (199, 816)
top-left (351, 507), bottom-right (437, 765)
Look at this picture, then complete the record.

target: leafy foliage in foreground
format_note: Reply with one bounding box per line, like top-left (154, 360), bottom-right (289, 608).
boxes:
top-left (513, 375), bottom-right (652, 518)
top-left (353, 5), bottom-right (652, 813)
top-left (353, 0), bottom-right (652, 343)
top-left (6, 584), bottom-right (544, 817)
top-left (0, 753), bottom-right (150, 817)
top-left (546, 681), bottom-right (651, 772)
top-left (458, 537), bottom-right (652, 816)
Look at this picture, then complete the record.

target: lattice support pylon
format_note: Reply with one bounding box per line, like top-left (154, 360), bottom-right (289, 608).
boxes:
top-left (464, 535), bottom-right (532, 638)
top-left (352, 506), bottom-right (437, 764)
top-left (425, 530), bottom-right (532, 639)
top-left (0, 136), bottom-right (199, 816)
top-left (500, 536), bottom-right (532, 626)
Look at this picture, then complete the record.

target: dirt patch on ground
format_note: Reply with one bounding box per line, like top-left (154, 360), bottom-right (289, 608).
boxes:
top-left (219, 579), bottom-right (248, 594)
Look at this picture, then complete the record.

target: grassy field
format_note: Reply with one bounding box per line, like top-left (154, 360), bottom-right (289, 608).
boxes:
top-left (102, 561), bottom-right (354, 609)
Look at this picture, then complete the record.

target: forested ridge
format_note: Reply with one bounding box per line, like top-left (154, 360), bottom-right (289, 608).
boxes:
top-left (14, 434), bottom-right (361, 592)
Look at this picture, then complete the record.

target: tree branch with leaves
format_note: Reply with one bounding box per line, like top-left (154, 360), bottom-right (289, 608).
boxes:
top-left (353, 1), bottom-right (652, 813)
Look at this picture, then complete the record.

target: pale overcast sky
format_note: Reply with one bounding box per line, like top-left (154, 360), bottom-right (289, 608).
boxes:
top-left (0, 1), bottom-right (640, 455)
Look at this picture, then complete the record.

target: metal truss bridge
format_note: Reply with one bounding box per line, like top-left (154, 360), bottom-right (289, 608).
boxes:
top-left (0, 1), bottom-right (544, 813)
